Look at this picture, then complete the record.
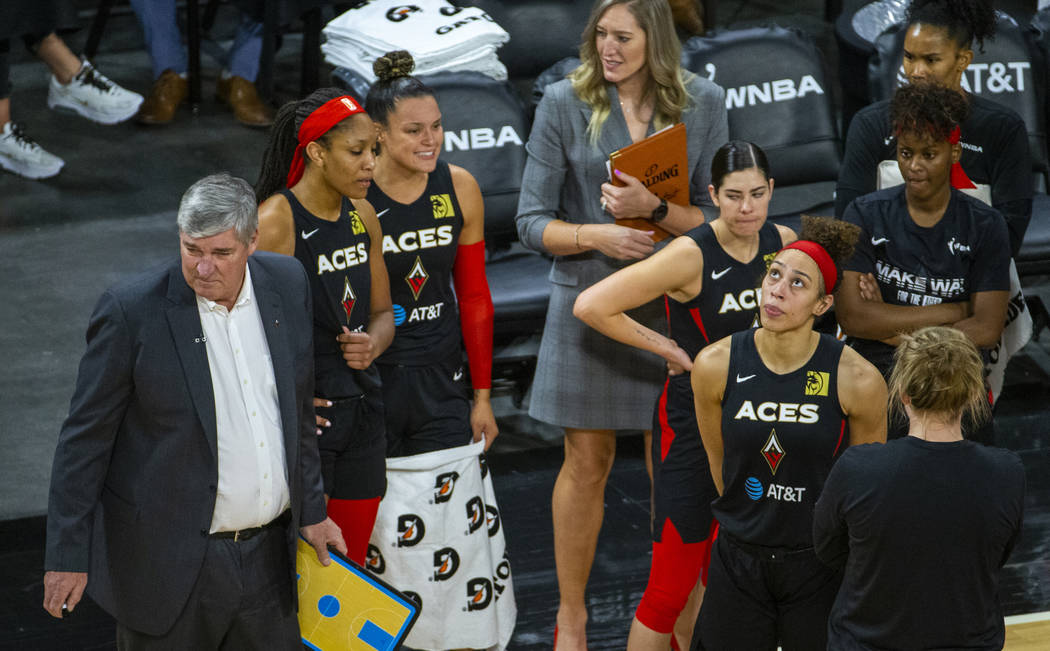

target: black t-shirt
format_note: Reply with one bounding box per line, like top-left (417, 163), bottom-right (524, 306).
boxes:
top-left (843, 187), bottom-right (1011, 375)
top-left (715, 330), bottom-right (848, 549)
top-left (367, 160), bottom-right (464, 366)
top-left (813, 437), bottom-right (1025, 651)
top-left (669, 221), bottom-right (783, 361)
top-left (836, 95), bottom-right (1031, 256)
top-left (285, 189), bottom-right (379, 397)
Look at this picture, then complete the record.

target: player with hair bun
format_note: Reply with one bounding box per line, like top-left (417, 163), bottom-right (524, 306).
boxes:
top-left (689, 216), bottom-right (887, 650)
top-left (364, 50), bottom-right (498, 457)
top-left (814, 325), bottom-right (1025, 650)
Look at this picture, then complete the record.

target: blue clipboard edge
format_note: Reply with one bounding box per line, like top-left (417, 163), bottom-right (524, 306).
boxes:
top-left (298, 535), bottom-right (421, 651)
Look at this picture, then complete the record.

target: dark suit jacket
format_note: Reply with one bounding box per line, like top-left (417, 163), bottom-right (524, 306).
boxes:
top-left (45, 251), bottom-right (325, 636)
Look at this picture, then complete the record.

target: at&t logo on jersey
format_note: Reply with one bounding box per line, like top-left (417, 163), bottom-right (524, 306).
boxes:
top-left (743, 477), bottom-right (807, 503)
top-left (396, 514), bottom-right (425, 547)
top-left (432, 547), bottom-right (460, 581)
top-left (761, 430), bottom-right (785, 474)
top-left (316, 243), bottom-right (368, 274)
top-left (430, 193), bottom-right (455, 219)
top-left (366, 544), bottom-right (385, 574)
top-left (805, 370), bottom-right (829, 397)
top-left (433, 471), bottom-right (459, 504)
top-left (734, 400), bottom-right (819, 423)
top-left (405, 256), bottom-right (429, 300)
top-left (382, 224), bottom-right (454, 254)
top-left (341, 277), bottom-right (356, 322)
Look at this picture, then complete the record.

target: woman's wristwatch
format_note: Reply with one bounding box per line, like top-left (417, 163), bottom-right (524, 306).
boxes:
top-left (651, 197), bottom-right (668, 223)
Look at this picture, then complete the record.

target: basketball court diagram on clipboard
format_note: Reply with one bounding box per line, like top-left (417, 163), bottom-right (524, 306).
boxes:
top-left (296, 537), bottom-right (420, 651)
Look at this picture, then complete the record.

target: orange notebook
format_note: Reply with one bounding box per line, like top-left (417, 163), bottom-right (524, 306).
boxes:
top-left (608, 122), bottom-right (689, 242)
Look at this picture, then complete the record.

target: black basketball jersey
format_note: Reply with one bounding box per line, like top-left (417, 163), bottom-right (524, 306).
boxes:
top-left (843, 187), bottom-right (1010, 374)
top-left (668, 222), bottom-right (782, 361)
top-left (284, 189), bottom-right (378, 397)
top-left (715, 330), bottom-right (848, 549)
top-left (368, 160), bottom-right (464, 365)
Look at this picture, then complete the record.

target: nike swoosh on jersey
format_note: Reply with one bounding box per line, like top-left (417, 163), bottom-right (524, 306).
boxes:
top-left (711, 267), bottom-right (732, 280)
top-left (736, 374), bottom-right (756, 383)
top-left (871, 237), bottom-right (889, 246)
top-left (301, 228), bottom-right (320, 240)
top-left (376, 208), bottom-right (391, 218)
top-left (453, 370), bottom-right (464, 381)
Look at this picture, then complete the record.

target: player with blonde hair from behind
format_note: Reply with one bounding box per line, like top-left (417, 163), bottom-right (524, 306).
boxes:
top-left (814, 326), bottom-right (1025, 650)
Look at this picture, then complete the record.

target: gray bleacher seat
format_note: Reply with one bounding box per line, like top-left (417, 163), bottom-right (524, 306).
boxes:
top-left (681, 25), bottom-right (843, 231)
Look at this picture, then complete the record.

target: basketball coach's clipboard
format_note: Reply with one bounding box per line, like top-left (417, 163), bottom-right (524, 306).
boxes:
top-left (296, 537), bottom-right (420, 651)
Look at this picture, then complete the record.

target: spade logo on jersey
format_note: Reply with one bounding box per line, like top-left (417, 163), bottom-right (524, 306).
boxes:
top-left (341, 277), bottom-right (356, 323)
top-left (366, 544), bottom-right (385, 574)
top-left (805, 370), bottom-right (829, 396)
top-left (466, 496), bottom-right (485, 534)
top-left (349, 210), bottom-right (366, 235)
top-left (430, 193), bottom-right (455, 219)
top-left (386, 5), bottom-right (420, 22)
top-left (761, 430), bottom-right (785, 475)
top-left (466, 578), bottom-right (493, 611)
top-left (433, 547), bottom-right (461, 581)
top-left (434, 471), bottom-right (459, 504)
top-left (397, 514), bottom-right (425, 547)
top-left (406, 256), bottom-right (429, 300)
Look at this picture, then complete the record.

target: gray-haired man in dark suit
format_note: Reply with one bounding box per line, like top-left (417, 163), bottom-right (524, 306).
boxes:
top-left (43, 173), bottom-right (344, 649)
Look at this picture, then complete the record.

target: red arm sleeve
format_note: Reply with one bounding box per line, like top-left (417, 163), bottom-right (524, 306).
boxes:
top-left (452, 240), bottom-right (494, 390)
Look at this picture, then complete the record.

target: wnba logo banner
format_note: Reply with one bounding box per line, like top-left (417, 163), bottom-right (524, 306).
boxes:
top-left (369, 439), bottom-right (516, 649)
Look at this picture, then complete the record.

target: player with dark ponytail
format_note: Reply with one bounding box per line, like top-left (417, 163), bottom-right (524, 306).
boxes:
top-left (836, 0), bottom-right (1031, 256)
top-left (254, 88), bottom-right (394, 566)
top-left (364, 50), bottom-right (498, 456)
top-left (689, 216), bottom-right (887, 650)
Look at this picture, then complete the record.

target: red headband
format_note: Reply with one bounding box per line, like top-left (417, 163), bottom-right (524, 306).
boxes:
top-left (947, 125), bottom-right (976, 190)
top-left (285, 95), bottom-right (366, 188)
top-left (779, 240), bottom-right (837, 293)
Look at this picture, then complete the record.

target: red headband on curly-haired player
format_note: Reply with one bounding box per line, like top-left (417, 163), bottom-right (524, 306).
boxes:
top-left (285, 95), bottom-right (366, 188)
top-left (779, 240), bottom-right (837, 293)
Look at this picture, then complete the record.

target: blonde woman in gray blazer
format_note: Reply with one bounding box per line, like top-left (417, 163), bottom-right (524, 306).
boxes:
top-left (514, 0), bottom-right (727, 648)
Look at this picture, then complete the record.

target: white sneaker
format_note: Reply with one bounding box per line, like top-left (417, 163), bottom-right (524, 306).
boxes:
top-left (47, 59), bottom-right (144, 125)
top-left (0, 122), bottom-right (65, 179)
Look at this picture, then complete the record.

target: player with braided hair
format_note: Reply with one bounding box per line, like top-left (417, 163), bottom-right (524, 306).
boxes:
top-left (836, 0), bottom-right (1031, 256)
top-left (254, 88), bottom-right (394, 566)
top-left (689, 216), bottom-right (887, 650)
top-left (836, 81), bottom-right (1011, 442)
top-left (814, 325), bottom-right (1025, 649)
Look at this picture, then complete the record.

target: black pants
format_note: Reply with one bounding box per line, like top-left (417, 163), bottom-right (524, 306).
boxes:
top-left (379, 353), bottom-right (473, 457)
top-left (315, 388), bottom-right (387, 499)
top-left (691, 534), bottom-right (842, 651)
top-left (116, 524), bottom-right (300, 650)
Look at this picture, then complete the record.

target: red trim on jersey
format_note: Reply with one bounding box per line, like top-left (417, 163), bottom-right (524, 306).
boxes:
top-left (658, 378), bottom-right (673, 461)
top-left (832, 418), bottom-right (847, 457)
top-left (689, 307), bottom-right (710, 344)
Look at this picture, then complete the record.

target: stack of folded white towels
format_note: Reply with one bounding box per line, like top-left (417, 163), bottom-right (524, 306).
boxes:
top-left (322, 0), bottom-right (510, 82)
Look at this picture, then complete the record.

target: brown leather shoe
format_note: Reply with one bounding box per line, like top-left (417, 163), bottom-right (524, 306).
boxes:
top-left (216, 76), bottom-right (274, 128)
top-left (136, 70), bottom-right (188, 125)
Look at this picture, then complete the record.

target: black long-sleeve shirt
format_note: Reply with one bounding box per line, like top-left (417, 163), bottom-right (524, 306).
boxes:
top-left (813, 437), bottom-right (1025, 650)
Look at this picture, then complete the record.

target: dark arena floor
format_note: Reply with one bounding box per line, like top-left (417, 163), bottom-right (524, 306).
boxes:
top-left (2, 1), bottom-right (1049, 649)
